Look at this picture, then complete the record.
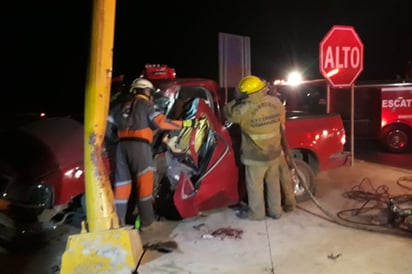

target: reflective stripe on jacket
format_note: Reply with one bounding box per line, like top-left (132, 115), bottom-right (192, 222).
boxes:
top-left (117, 94), bottom-right (183, 143)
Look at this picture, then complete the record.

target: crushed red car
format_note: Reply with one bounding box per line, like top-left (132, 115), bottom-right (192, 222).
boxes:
top-left (0, 65), bottom-right (351, 244)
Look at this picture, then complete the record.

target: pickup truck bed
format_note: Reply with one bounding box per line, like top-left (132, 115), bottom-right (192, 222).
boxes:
top-left (286, 112), bottom-right (351, 173)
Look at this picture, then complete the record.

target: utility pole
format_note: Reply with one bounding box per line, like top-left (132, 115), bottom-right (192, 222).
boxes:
top-left (60, 0), bottom-right (143, 272)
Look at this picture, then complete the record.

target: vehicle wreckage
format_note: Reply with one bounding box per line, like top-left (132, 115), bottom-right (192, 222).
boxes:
top-left (0, 65), bottom-right (354, 245)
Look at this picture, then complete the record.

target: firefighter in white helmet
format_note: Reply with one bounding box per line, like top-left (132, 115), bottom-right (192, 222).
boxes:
top-left (113, 77), bottom-right (201, 231)
top-left (223, 75), bottom-right (296, 220)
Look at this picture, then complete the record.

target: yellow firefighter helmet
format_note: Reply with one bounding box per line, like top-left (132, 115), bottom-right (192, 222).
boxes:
top-left (238, 75), bottom-right (267, 94)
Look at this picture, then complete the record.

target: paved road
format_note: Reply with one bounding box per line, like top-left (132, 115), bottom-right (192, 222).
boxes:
top-left (353, 139), bottom-right (412, 170)
top-left (3, 160), bottom-right (411, 274)
top-left (1, 138), bottom-right (411, 274)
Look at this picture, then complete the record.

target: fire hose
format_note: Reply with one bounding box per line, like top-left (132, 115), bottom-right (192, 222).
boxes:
top-left (280, 125), bottom-right (412, 238)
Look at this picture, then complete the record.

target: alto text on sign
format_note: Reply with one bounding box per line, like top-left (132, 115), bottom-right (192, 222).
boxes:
top-left (323, 46), bottom-right (362, 69)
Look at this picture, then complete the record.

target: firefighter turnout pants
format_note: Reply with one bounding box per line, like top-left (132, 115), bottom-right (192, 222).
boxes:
top-left (244, 156), bottom-right (283, 220)
top-left (114, 140), bottom-right (155, 227)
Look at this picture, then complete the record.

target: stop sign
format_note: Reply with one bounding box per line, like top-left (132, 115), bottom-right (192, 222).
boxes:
top-left (320, 25), bottom-right (364, 88)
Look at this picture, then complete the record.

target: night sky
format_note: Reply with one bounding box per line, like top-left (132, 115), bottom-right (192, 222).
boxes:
top-left (2, 1), bottom-right (412, 113)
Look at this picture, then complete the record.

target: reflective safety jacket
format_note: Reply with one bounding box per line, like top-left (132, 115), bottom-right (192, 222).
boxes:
top-left (223, 91), bottom-right (285, 163)
top-left (117, 94), bottom-right (183, 144)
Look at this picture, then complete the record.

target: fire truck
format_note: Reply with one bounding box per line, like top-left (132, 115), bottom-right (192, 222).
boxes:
top-left (275, 78), bottom-right (412, 153)
top-left (329, 81), bottom-right (412, 153)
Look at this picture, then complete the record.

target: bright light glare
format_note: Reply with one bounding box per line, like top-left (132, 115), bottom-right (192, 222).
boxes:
top-left (64, 167), bottom-right (84, 179)
top-left (381, 118), bottom-right (387, 128)
top-left (341, 135), bottom-right (346, 145)
top-left (287, 71), bottom-right (303, 86)
top-left (326, 69), bottom-right (339, 77)
top-left (273, 79), bottom-right (285, 85)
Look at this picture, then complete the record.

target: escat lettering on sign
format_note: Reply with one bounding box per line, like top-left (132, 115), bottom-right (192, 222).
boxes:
top-left (382, 98), bottom-right (412, 108)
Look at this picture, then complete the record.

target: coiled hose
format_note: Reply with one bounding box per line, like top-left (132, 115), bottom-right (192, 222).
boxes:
top-left (280, 125), bottom-right (412, 238)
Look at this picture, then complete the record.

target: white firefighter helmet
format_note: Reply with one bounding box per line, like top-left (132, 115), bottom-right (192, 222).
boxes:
top-left (129, 78), bottom-right (154, 94)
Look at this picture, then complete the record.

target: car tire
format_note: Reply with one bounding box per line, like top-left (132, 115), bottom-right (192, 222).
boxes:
top-left (293, 158), bottom-right (316, 203)
top-left (381, 124), bottom-right (410, 153)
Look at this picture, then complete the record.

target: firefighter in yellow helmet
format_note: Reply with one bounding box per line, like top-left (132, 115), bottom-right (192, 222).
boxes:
top-left (113, 77), bottom-right (201, 231)
top-left (223, 75), bottom-right (296, 220)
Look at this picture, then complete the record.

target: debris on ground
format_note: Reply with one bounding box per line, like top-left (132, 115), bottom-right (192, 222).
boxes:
top-left (210, 227), bottom-right (243, 240)
top-left (201, 234), bottom-right (214, 239)
top-left (194, 222), bottom-right (243, 240)
top-left (327, 253), bottom-right (342, 260)
top-left (193, 223), bottom-right (205, 230)
top-left (143, 241), bottom-right (178, 253)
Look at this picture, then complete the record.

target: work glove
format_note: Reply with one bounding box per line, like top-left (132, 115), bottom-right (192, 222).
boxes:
top-left (182, 118), bottom-right (201, 128)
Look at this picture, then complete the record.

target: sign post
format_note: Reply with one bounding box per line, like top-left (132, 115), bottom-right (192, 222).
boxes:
top-left (320, 25), bottom-right (364, 166)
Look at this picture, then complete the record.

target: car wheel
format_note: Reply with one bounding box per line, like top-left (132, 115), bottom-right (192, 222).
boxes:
top-left (293, 159), bottom-right (316, 203)
top-left (381, 124), bottom-right (409, 153)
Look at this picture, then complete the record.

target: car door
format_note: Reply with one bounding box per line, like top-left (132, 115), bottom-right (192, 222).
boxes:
top-left (172, 98), bottom-right (239, 218)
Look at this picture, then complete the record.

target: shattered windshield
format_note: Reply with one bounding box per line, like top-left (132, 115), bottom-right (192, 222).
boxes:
top-left (153, 91), bottom-right (173, 115)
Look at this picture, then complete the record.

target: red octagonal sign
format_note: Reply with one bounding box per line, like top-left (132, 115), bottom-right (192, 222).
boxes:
top-left (320, 25), bottom-right (364, 88)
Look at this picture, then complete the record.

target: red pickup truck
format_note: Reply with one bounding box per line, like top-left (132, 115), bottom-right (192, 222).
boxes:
top-left (0, 75), bottom-right (350, 243)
